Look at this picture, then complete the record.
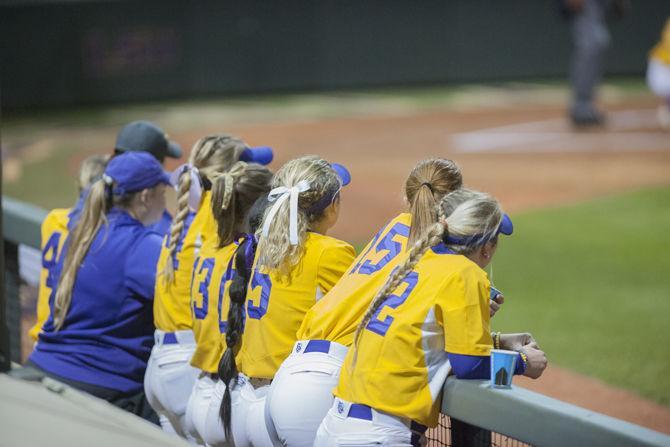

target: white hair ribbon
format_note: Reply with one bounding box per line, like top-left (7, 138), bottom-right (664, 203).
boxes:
top-left (170, 164), bottom-right (202, 211)
top-left (262, 180), bottom-right (311, 245)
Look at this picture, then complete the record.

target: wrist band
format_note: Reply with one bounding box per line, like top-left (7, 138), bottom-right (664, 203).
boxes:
top-left (519, 351), bottom-right (529, 372)
top-left (492, 331), bottom-right (501, 349)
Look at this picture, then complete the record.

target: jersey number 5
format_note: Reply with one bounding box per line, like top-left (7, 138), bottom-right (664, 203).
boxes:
top-left (247, 269), bottom-right (272, 320)
top-left (366, 271), bottom-right (419, 336)
top-left (350, 222), bottom-right (409, 275)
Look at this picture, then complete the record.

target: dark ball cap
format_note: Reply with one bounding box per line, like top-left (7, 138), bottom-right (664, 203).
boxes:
top-left (115, 120), bottom-right (182, 161)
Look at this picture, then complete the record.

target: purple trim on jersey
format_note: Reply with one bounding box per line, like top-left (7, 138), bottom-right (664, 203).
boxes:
top-left (29, 208), bottom-right (162, 393)
top-left (430, 243), bottom-right (455, 255)
top-left (348, 403), bottom-right (373, 420)
top-left (447, 353), bottom-right (525, 379)
top-left (304, 339), bottom-right (331, 354)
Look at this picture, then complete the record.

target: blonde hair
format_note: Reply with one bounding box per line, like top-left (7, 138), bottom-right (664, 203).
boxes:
top-left (255, 156), bottom-right (341, 278)
top-left (405, 159), bottom-right (462, 247)
top-left (53, 181), bottom-right (137, 330)
top-left (210, 161), bottom-right (273, 247)
top-left (351, 189), bottom-right (503, 364)
top-left (77, 154), bottom-right (109, 192)
top-left (162, 135), bottom-right (247, 284)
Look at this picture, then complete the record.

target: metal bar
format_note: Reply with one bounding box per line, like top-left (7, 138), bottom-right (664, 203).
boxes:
top-left (442, 378), bottom-right (670, 447)
top-left (2, 196), bottom-right (47, 248)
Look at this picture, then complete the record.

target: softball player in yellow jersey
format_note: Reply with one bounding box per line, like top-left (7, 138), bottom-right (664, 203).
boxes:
top-left (29, 155), bottom-right (108, 343)
top-left (265, 159), bottom-right (464, 447)
top-left (647, 18), bottom-right (670, 128)
top-left (204, 156), bottom-right (356, 447)
top-left (185, 161), bottom-right (272, 443)
top-left (143, 135), bottom-right (273, 439)
top-left (315, 190), bottom-right (548, 447)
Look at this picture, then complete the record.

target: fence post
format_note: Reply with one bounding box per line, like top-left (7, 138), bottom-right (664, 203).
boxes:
top-left (3, 240), bottom-right (21, 365)
top-left (450, 417), bottom-right (492, 447)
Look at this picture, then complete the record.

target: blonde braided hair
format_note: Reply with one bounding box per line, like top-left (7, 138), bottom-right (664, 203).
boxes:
top-left (161, 134), bottom-right (247, 285)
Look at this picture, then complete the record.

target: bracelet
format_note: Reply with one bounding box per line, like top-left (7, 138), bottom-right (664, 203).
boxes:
top-left (492, 331), bottom-right (501, 349)
top-left (519, 350), bottom-right (529, 372)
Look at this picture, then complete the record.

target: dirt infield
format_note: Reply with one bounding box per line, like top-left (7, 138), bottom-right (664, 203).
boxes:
top-left (11, 89), bottom-right (670, 434)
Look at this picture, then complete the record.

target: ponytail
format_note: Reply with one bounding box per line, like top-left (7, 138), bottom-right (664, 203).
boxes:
top-left (53, 180), bottom-right (111, 330)
top-left (162, 167), bottom-right (192, 285)
top-left (217, 235), bottom-right (257, 439)
top-left (160, 134), bottom-right (248, 285)
top-left (405, 159), bottom-right (462, 247)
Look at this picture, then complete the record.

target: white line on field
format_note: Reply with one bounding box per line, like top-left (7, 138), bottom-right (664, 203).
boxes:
top-left (449, 109), bottom-right (668, 154)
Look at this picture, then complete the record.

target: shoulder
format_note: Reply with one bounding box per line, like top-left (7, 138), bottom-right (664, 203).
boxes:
top-left (42, 208), bottom-right (70, 232)
top-left (308, 233), bottom-right (355, 257)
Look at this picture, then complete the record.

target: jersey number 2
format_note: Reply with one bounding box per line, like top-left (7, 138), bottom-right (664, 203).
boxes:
top-left (366, 271), bottom-right (419, 336)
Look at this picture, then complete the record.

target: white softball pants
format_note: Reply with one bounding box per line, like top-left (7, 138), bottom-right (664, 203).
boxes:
top-left (185, 372), bottom-right (218, 444)
top-left (201, 374), bottom-right (274, 447)
top-left (647, 59), bottom-right (670, 98)
top-left (265, 340), bottom-right (348, 447)
top-left (144, 329), bottom-right (199, 440)
top-left (315, 398), bottom-right (427, 447)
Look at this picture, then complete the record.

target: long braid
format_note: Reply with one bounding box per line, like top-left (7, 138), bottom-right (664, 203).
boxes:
top-left (217, 194), bottom-right (269, 439)
top-left (351, 206), bottom-right (448, 366)
top-left (161, 168), bottom-right (192, 286)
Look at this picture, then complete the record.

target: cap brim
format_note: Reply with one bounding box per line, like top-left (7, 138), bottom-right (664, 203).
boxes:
top-left (331, 163), bottom-right (351, 186)
top-left (240, 147), bottom-right (273, 165)
top-left (160, 171), bottom-right (172, 186)
top-left (498, 214), bottom-right (513, 235)
top-left (166, 141), bottom-right (183, 159)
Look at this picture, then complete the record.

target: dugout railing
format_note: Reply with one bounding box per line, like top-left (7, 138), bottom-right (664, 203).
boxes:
top-left (2, 196), bottom-right (670, 447)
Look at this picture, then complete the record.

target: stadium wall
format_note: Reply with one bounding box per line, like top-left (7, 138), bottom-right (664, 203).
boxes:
top-left (2, 0), bottom-right (669, 110)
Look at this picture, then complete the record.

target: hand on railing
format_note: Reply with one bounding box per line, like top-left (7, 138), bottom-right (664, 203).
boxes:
top-left (520, 346), bottom-right (548, 379)
top-left (498, 332), bottom-right (536, 351)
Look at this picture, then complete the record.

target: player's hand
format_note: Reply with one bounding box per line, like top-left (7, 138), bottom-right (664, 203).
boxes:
top-left (521, 346), bottom-right (548, 379)
top-left (499, 332), bottom-right (537, 351)
top-left (489, 294), bottom-right (504, 317)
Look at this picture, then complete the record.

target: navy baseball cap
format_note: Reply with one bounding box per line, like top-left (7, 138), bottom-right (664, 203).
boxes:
top-left (115, 121), bottom-right (182, 161)
top-left (331, 163), bottom-right (351, 186)
top-left (240, 146), bottom-right (274, 165)
top-left (105, 152), bottom-right (171, 196)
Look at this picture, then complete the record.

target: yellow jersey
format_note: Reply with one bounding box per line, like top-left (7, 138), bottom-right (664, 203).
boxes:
top-left (298, 214), bottom-right (411, 347)
top-left (29, 208), bottom-right (70, 342)
top-left (154, 192), bottom-right (217, 332)
top-left (236, 233), bottom-right (356, 379)
top-left (335, 246), bottom-right (493, 427)
top-left (189, 238), bottom-right (239, 373)
top-left (650, 18), bottom-right (670, 65)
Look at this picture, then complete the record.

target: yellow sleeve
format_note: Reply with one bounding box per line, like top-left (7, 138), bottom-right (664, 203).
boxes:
top-left (316, 242), bottom-right (356, 296)
top-left (435, 267), bottom-right (492, 356)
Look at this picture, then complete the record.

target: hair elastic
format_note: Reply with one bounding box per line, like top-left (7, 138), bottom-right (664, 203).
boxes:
top-left (421, 182), bottom-right (434, 193)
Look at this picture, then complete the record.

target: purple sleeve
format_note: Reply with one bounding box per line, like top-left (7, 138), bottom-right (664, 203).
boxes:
top-left (448, 353), bottom-right (526, 379)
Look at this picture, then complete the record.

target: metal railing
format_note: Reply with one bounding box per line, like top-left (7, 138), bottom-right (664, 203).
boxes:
top-left (3, 196), bottom-right (670, 447)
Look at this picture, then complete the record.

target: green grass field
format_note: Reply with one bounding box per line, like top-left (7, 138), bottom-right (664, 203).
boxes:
top-left (491, 187), bottom-right (670, 406)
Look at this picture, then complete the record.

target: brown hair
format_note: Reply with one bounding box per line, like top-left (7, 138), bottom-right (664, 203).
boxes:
top-left (405, 159), bottom-right (462, 248)
top-left (162, 135), bottom-right (247, 285)
top-left (210, 161), bottom-right (273, 247)
top-left (77, 154), bottom-right (109, 193)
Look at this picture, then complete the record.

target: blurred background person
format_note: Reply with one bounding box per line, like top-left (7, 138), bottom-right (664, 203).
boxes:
top-left (647, 17), bottom-right (670, 129)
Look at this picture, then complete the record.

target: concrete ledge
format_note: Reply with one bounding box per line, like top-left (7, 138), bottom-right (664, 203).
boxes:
top-left (441, 377), bottom-right (670, 447)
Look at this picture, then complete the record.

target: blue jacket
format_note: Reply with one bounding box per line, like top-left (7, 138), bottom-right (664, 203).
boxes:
top-left (30, 209), bottom-right (162, 393)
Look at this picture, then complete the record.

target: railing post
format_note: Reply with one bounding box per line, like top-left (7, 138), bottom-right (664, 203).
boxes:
top-left (3, 240), bottom-right (21, 365)
top-left (450, 418), bottom-right (491, 447)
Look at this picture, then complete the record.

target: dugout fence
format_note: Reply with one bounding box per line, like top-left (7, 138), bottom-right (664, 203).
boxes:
top-left (2, 196), bottom-right (669, 447)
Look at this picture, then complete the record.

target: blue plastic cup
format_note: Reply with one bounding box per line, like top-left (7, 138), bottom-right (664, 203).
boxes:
top-left (490, 349), bottom-right (517, 388)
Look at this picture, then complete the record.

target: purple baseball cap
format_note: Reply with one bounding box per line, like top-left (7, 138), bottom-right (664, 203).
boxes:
top-left (105, 152), bottom-right (171, 195)
top-left (331, 163), bottom-right (351, 186)
top-left (240, 146), bottom-right (274, 165)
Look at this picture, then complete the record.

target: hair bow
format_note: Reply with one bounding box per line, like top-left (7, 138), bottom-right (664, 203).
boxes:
top-left (262, 180), bottom-right (311, 245)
